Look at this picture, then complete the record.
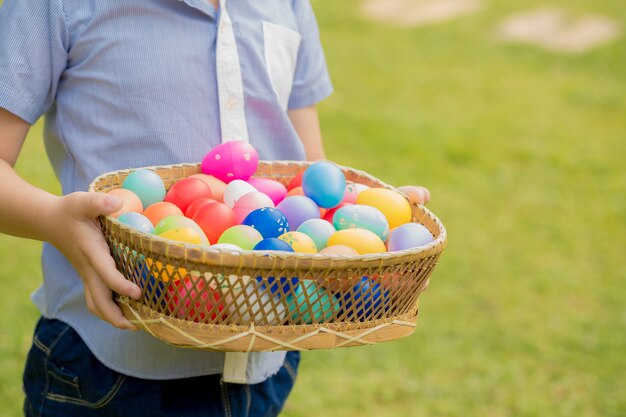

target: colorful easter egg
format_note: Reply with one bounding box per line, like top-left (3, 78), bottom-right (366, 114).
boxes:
top-left (276, 196), bottom-right (320, 231)
top-left (286, 280), bottom-right (340, 324)
top-left (297, 219), bottom-right (336, 251)
top-left (247, 177), bottom-right (288, 205)
top-left (318, 245), bottom-right (359, 256)
top-left (302, 161), bottom-right (346, 208)
top-left (342, 277), bottom-right (389, 320)
top-left (121, 169), bottom-right (166, 208)
top-left (223, 179), bottom-right (257, 208)
top-left (192, 202), bottom-right (237, 244)
top-left (278, 232), bottom-right (317, 254)
top-left (188, 173), bottom-right (227, 202)
top-left (218, 225), bottom-right (263, 250)
top-left (327, 229), bottom-right (386, 255)
top-left (332, 204), bottom-right (390, 241)
top-left (233, 191), bottom-right (275, 224)
top-left (241, 207), bottom-right (289, 238)
top-left (354, 183), bottom-right (370, 195)
top-left (184, 197), bottom-right (216, 219)
top-left (154, 216), bottom-right (209, 245)
top-left (387, 223), bottom-right (434, 251)
top-left (165, 177), bottom-right (213, 213)
top-left (287, 170), bottom-right (305, 190)
top-left (107, 188), bottom-right (143, 218)
top-left (253, 238), bottom-right (294, 252)
top-left (342, 182), bottom-right (360, 204)
top-left (117, 212), bottom-right (154, 234)
top-left (165, 276), bottom-right (225, 322)
top-left (356, 188), bottom-right (412, 229)
top-left (145, 257), bottom-right (188, 282)
top-left (143, 202), bottom-right (184, 226)
top-left (286, 186), bottom-right (305, 197)
top-left (158, 227), bottom-right (206, 245)
top-left (201, 141), bottom-right (259, 183)
top-left (257, 276), bottom-right (299, 297)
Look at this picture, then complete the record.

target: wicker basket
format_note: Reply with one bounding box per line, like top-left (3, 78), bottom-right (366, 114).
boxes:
top-left (88, 161), bottom-right (447, 352)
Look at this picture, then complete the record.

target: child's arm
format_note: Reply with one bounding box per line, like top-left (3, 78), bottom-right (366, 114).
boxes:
top-left (0, 108), bottom-right (140, 330)
top-left (288, 105), bottom-right (326, 161)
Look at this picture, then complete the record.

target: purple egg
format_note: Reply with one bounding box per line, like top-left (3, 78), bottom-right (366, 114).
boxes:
top-left (386, 223), bottom-right (434, 252)
top-left (276, 196), bottom-right (321, 231)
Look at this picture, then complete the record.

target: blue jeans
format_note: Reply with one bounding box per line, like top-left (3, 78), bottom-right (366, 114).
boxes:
top-left (23, 318), bottom-right (299, 417)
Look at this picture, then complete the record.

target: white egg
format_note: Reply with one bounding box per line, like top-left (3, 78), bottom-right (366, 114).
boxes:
top-left (223, 180), bottom-right (257, 208)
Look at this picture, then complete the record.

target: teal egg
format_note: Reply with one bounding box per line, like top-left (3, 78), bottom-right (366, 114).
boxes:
top-left (296, 219), bottom-right (336, 250)
top-left (122, 169), bottom-right (166, 208)
top-left (332, 204), bottom-right (390, 241)
top-left (286, 280), bottom-right (340, 324)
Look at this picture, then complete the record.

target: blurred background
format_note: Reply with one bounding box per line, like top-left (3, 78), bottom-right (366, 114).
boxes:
top-left (1, 0), bottom-right (624, 416)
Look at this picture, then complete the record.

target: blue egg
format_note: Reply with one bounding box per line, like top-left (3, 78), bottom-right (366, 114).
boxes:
top-left (387, 223), bottom-right (434, 251)
top-left (253, 238), bottom-right (294, 252)
top-left (302, 161), bottom-right (346, 209)
top-left (297, 219), bottom-right (336, 251)
top-left (135, 259), bottom-right (165, 307)
top-left (342, 277), bottom-right (389, 320)
top-left (333, 204), bottom-right (389, 241)
top-left (122, 169), bottom-right (166, 208)
top-left (118, 212), bottom-right (155, 234)
top-left (242, 207), bottom-right (289, 238)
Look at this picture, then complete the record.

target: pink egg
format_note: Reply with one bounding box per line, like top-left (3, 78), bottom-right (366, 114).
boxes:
top-left (233, 192), bottom-right (275, 224)
top-left (247, 177), bottom-right (288, 205)
top-left (201, 141), bottom-right (259, 183)
top-left (342, 182), bottom-right (360, 204)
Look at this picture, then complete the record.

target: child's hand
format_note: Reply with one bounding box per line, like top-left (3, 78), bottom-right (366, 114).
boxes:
top-left (46, 192), bottom-right (141, 330)
top-left (397, 185), bottom-right (430, 205)
top-left (397, 185), bottom-right (431, 292)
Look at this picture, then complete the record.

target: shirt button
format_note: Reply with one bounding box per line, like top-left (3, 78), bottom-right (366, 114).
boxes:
top-left (226, 97), bottom-right (239, 110)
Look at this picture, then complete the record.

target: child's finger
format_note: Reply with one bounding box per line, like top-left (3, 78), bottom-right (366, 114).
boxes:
top-left (86, 246), bottom-right (142, 301)
top-left (85, 273), bottom-right (138, 330)
top-left (83, 285), bottom-right (104, 321)
top-left (72, 191), bottom-right (123, 218)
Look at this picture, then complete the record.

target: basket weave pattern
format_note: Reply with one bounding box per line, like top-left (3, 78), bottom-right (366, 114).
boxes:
top-left (89, 161), bottom-right (447, 352)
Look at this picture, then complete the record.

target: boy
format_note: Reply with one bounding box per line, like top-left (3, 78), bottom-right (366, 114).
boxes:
top-left (0, 0), bottom-right (429, 415)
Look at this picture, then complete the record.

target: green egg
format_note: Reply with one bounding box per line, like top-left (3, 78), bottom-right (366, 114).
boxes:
top-left (286, 279), bottom-right (340, 324)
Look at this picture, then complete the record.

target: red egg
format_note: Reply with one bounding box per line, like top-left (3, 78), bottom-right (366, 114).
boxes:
top-left (188, 173), bottom-right (227, 202)
top-left (185, 197), bottom-right (216, 219)
top-left (165, 178), bottom-right (213, 213)
top-left (192, 201), bottom-right (237, 244)
top-left (143, 202), bottom-right (184, 226)
top-left (165, 276), bottom-right (225, 322)
top-left (287, 170), bottom-right (305, 190)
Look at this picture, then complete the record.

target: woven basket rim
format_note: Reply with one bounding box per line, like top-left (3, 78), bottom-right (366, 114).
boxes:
top-left (88, 160), bottom-right (447, 269)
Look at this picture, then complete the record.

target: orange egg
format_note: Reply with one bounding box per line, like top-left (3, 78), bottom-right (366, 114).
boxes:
top-left (143, 202), bottom-right (184, 226)
top-left (286, 186), bottom-right (304, 197)
top-left (107, 189), bottom-right (143, 218)
top-left (145, 257), bottom-right (187, 282)
top-left (188, 173), bottom-right (227, 202)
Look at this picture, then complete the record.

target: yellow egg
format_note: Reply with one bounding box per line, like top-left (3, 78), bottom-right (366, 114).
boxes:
top-left (278, 232), bottom-right (317, 254)
top-left (327, 229), bottom-right (387, 254)
top-left (159, 227), bottom-right (206, 245)
top-left (356, 188), bottom-right (412, 229)
top-left (145, 258), bottom-right (187, 282)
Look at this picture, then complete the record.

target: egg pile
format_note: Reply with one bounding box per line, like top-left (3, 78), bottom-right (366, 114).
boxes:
top-left (108, 141), bottom-right (435, 325)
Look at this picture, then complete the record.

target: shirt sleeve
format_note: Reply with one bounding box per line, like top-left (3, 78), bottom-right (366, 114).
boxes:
top-left (0, 0), bottom-right (69, 124)
top-left (287, 0), bottom-right (333, 110)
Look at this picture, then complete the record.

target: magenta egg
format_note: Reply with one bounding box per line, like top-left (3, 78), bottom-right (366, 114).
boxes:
top-left (276, 196), bottom-right (321, 231)
top-left (201, 141), bottom-right (259, 183)
top-left (233, 192), bottom-right (275, 224)
top-left (247, 177), bottom-right (288, 205)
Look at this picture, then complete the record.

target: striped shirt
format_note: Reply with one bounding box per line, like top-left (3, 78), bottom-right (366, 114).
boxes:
top-left (0, 0), bottom-right (332, 382)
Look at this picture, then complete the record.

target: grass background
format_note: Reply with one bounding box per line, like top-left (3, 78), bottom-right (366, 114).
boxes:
top-left (1, 0), bottom-right (624, 416)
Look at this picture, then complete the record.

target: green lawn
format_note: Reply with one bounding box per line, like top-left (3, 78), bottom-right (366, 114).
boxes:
top-left (1, 0), bottom-right (625, 416)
